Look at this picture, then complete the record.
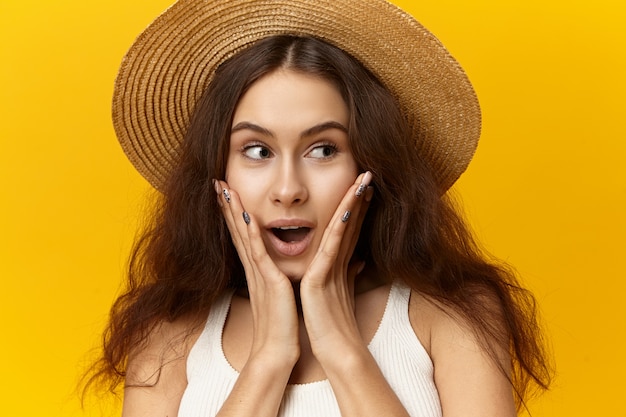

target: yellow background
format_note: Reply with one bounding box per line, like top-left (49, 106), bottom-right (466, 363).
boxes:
top-left (1, 0), bottom-right (624, 415)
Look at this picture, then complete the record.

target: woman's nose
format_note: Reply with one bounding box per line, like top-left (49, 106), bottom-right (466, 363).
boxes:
top-left (269, 162), bottom-right (308, 207)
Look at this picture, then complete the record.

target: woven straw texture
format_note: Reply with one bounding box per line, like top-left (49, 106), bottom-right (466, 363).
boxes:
top-left (112, 0), bottom-right (481, 191)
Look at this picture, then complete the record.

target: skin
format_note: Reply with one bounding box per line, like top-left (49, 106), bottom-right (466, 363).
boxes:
top-left (121, 70), bottom-right (517, 417)
top-left (225, 69), bottom-right (360, 281)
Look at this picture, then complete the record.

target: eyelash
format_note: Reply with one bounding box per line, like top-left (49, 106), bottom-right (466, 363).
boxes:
top-left (309, 142), bottom-right (338, 159)
top-left (238, 141), bottom-right (339, 161)
top-left (240, 142), bottom-right (272, 160)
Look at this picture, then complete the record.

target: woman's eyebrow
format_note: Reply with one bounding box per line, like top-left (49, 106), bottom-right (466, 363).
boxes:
top-left (300, 121), bottom-right (347, 138)
top-left (231, 121), bottom-right (275, 137)
top-left (231, 120), bottom-right (347, 138)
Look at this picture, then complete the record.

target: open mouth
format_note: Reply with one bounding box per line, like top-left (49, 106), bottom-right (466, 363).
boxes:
top-left (271, 226), bottom-right (311, 243)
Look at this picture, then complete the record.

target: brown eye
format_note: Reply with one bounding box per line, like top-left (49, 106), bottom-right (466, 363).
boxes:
top-left (309, 144), bottom-right (337, 159)
top-left (243, 145), bottom-right (272, 160)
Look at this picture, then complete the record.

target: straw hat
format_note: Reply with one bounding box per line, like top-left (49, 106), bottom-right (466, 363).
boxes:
top-left (113, 0), bottom-right (481, 191)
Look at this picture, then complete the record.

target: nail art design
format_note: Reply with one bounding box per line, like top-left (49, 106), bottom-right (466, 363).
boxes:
top-left (243, 211), bottom-right (251, 225)
top-left (341, 210), bottom-right (351, 223)
top-left (356, 171), bottom-right (373, 197)
top-left (223, 189), bottom-right (231, 203)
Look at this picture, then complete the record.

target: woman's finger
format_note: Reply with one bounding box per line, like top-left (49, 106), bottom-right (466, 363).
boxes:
top-left (214, 179), bottom-right (286, 290)
top-left (341, 184), bottom-right (374, 264)
top-left (306, 171), bottom-right (373, 282)
top-left (315, 171), bottom-right (368, 251)
top-left (214, 180), bottom-right (255, 275)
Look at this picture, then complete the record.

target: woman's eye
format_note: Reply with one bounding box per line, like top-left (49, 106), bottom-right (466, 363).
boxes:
top-left (243, 145), bottom-right (272, 160)
top-left (308, 144), bottom-right (337, 159)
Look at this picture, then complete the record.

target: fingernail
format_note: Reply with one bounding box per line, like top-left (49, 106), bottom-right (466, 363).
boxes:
top-left (341, 210), bottom-right (351, 223)
top-left (356, 183), bottom-right (367, 197)
top-left (223, 189), bottom-right (231, 203)
top-left (356, 171), bottom-right (373, 197)
top-left (242, 211), bottom-right (251, 225)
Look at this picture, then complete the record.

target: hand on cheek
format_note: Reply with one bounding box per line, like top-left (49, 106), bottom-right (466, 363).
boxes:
top-left (213, 172), bottom-right (374, 366)
top-left (299, 171), bottom-right (374, 360)
top-left (213, 179), bottom-right (300, 365)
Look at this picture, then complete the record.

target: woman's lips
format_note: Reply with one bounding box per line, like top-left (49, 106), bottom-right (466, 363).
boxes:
top-left (265, 223), bottom-right (314, 257)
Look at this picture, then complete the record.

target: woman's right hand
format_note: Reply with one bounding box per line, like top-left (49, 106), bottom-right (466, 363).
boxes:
top-left (213, 179), bottom-right (299, 416)
top-left (214, 179), bottom-right (300, 370)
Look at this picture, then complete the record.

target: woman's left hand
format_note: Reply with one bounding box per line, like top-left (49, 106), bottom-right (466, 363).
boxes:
top-left (299, 171), bottom-right (374, 363)
top-left (299, 172), bottom-right (412, 417)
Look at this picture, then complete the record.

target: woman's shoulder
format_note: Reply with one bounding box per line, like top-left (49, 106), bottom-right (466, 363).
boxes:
top-left (408, 288), bottom-right (508, 358)
top-left (122, 312), bottom-right (206, 416)
top-left (125, 311), bottom-right (206, 386)
top-left (408, 289), bottom-right (516, 415)
top-left (408, 289), bottom-right (473, 357)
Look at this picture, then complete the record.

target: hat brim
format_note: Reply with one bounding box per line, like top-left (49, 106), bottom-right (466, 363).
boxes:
top-left (112, 0), bottom-right (481, 191)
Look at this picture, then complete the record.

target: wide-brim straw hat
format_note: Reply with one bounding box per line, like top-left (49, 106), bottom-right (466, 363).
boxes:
top-left (113, 0), bottom-right (481, 192)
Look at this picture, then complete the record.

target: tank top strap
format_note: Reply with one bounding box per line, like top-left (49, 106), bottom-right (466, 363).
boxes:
top-left (388, 280), bottom-right (412, 318)
top-left (369, 280), bottom-right (418, 352)
top-left (186, 289), bottom-right (235, 379)
top-left (378, 280), bottom-right (411, 329)
top-left (206, 290), bottom-right (235, 347)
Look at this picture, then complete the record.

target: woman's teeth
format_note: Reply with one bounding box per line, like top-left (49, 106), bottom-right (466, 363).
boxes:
top-left (272, 227), bottom-right (310, 242)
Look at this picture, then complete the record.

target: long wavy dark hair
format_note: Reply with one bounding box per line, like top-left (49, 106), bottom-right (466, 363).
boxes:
top-left (86, 35), bottom-right (551, 409)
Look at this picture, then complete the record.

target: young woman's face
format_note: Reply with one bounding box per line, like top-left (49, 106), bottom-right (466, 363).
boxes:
top-left (226, 69), bottom-right (358, 280)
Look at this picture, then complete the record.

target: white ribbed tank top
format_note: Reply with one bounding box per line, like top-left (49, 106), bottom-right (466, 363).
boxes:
top-left (178, 281), bottom-right (442, 417)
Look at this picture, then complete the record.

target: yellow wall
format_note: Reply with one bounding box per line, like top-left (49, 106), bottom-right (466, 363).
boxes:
top-left (1, 0), bottom-right (624, 415)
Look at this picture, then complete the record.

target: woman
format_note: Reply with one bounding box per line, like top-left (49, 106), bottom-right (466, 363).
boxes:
top-left (89, 0), bottom-right (551, 416)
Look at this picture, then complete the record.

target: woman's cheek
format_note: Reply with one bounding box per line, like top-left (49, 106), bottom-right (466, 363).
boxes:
top-left (230, 170), bottom-right (268, 209)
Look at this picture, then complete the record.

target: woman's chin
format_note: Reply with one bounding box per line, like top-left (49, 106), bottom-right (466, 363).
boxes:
top-left (268, 250), bottom-right (314, 283)
top-left (275, 262), bottom-right (307, 283)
